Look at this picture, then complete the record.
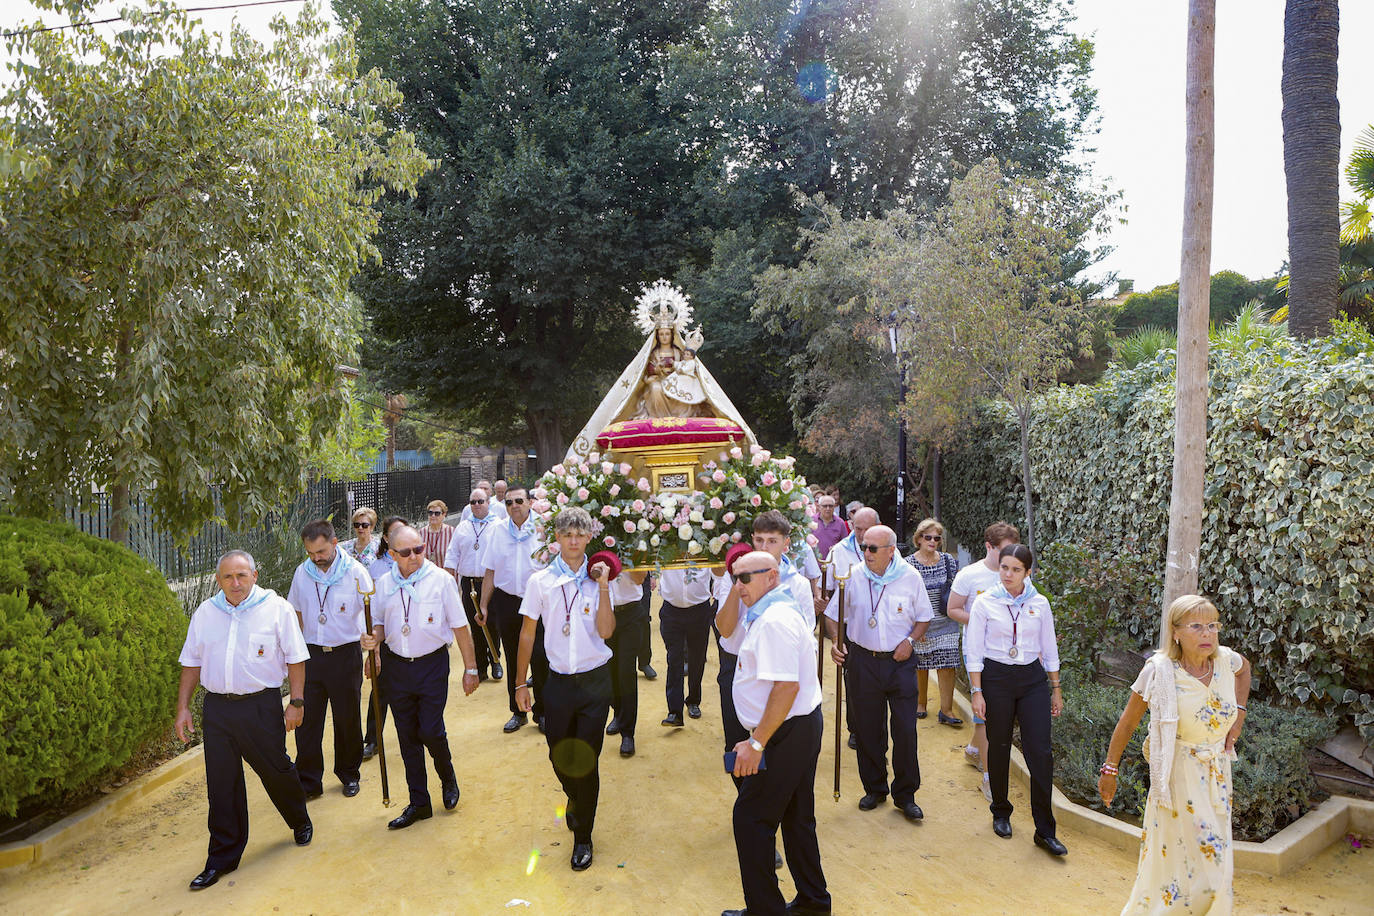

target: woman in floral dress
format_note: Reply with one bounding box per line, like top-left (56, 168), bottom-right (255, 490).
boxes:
top-left (1098, 595), bottom-right (1252, 915)
top-left (904, 518), bottom-right (962, 723)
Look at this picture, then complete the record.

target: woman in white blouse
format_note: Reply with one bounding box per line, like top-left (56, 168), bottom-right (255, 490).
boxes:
top-left (967, 544), bottom-right (1066, 856)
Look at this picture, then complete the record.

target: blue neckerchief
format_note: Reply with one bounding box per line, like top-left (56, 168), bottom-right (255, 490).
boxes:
top-left (841, 532), bottom-right (859, 559)
top-left (302, 550), bottom-right (350, 587)
top-left (386, 559), bottom-right (434, 597)
top-left (989, 580), bottom-right (1039, 608)
top-left (211, 585), bottom-right (272, 615)
top-left (861, 555), bottom-right (906, 586)
top-left (744, 583), bottom-right (799, 625)
top-left (779, 554), bottom-right (797, 577)
top-left (508, 516), bottom-right (534, 542)
top-left (552, 554), bottom-right (589, 587)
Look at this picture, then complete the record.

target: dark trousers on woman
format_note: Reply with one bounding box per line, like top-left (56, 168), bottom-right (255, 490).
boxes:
top-left (848, 641), bottom-right (920, 803)
top-left (607, 601), bottom-right (646, 736)
top-left (543, 662), bottom-right (612, 843)
top-left (491, 587), bottom-right (548, 719)
top-left (460, 575), bottom-right (499, 676)
top-left (732, 706), bottom-right (829, 916)
top-left (982, 658), bottom-right (1056, 837)
top-left (660, 599), bottom-right (713, 716)
top-left (202, 689), bottom-right (310, 871)
top-left (296, 643), bottom-right (364, 795)
top-left (382, 644), bottom-right (456, 808)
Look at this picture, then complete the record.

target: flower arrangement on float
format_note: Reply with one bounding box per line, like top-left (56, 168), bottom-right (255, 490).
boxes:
top-left (532, 446), bottom-right (816, 570)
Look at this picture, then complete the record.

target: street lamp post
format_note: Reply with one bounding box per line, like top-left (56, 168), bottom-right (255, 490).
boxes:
top-left (888, 324), bottom-right (907, 547)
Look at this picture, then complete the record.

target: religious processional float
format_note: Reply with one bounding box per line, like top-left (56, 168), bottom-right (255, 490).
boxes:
top-left (532, 281), bottom-right (817, 571)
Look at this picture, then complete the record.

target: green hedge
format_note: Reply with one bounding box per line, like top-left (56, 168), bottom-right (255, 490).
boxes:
top-left (944, 325), bottom-right (1374, 741)
top-left (0, 516), bottom-right (185, 817)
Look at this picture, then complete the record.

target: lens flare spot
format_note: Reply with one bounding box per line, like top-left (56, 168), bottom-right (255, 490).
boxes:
top-left (555, 803), bottom-right (567, 821)
top-left (526, 848), bottom-right (541, 876)
top-left (796, 60), bottom-right (833, 103)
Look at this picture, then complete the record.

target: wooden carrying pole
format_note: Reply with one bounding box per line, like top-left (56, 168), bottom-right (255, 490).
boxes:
top-left (358, 580), bottom-right (390, 807)
top-left (469, 582), bottom-right (500, 670)
top-left (832, 567), bottom-right (851, 801)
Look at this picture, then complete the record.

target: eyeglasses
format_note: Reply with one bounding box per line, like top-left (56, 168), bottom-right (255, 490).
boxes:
top-left (734, 568), bottom-right (771, 584)
top-left (920, 534), bottom-right (942, 542)
top-left (392, 544), bottom-right (426, 558)
top-left (428, 509), bottom-right (444, 516)
top-left (505, 498), bottom-right (525, 506)
top-left (1184, 622), bottom-right (1221, 634)
top-left (352, 521), bottom-right (372, 529)
top-left (860, 543), bottom-right (892, 554)
top-left (469, 498), bottom-right (486, 505)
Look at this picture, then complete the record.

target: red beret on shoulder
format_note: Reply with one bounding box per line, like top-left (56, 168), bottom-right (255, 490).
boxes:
top-left (724, 542), bottom-right (753, 575)
top-left (588, 550), bottom-right (623, 581)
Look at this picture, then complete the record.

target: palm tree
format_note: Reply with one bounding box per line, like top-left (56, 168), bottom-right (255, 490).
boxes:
top-left (1281, 0), bottom-right (1341, 339)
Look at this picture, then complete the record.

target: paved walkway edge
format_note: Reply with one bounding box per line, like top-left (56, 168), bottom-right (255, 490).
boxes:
top-left (953, 690), bottom-right (1374, 876)
top-left (0, 745), bottom-right (205, 872)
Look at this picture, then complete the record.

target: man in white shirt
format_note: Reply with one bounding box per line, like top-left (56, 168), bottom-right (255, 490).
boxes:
top-left (445, 488), bottom-right (503, 680)
top-left (947, 520), bottom-right (1020, 796)
top-left (826, 506), bottom-right (877, 751)
top-left (478, 486), bottom-right (547, 732)
top-left (286, 519), bottom-right (374, 801)
top-left (720, 551), bottom-right (829, 916)
top-left (657, 566), bottom-right (715, 727)
top-left (825, 525), bottom-right (932, 821)
top-left (175, 551), bottom-right (312, 891)
top-left (360, 525), bottom-right (479, 830)
top-left (604, 566), bottom-right (650, 756)
top-left (514, 507), bottom-right (616, 872)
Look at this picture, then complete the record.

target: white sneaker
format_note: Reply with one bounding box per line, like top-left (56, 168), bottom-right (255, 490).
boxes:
top-left (981, 774), bottom-right (993, 802)
top-left (964, 745), bottom-right (981, 769)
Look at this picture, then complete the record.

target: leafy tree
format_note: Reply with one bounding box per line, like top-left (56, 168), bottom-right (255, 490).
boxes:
top-left (0, 0), bottom-right (429, 543)
top-left (305, 380), bottom-right (387, 481)
top-left (1115, 270), bottom-right (1280, 333)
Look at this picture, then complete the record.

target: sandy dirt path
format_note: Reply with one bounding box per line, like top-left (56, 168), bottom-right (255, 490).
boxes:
top-left (2, 604), bottom-right (1369, 915)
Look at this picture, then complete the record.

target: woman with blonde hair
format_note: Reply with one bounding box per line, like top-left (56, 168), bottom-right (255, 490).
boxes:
top-left (904, 518), bottom-right (961, 723)
top-left (341, 506), bottom-right (380, 564)
top-left (1099, 595), bottom-right (1252, 914)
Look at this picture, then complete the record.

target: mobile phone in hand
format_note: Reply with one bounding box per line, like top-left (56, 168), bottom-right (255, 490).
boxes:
top-left (724, 750), bottom-right (766, 773)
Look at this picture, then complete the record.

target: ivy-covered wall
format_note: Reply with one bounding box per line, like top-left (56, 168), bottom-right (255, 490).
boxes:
top-left (943, 329), bottom-right (1374, 740)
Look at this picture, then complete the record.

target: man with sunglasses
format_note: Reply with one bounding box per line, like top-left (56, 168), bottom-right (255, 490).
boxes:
top-left (827, 506), bottom-right (878, 751)
top-left (812, 495), bottom-right (849, 562)
top-left (825, 525), bottom-right (933, 822)
top-left (359, 525), bottom-right (480, 830)
top-left (444, 488), bottom-right (503, 681)
top-left (478, 487), bottom-right (549, 732)
top-left (719, 551), bottom-right (829, 916)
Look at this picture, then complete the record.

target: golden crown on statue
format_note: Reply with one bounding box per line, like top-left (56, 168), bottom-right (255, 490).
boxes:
top-left (634, 279), bottom-right (693, 335)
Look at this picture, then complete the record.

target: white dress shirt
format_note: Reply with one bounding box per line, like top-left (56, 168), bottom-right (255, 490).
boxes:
top-left (964, 589), bottom-right (1060, 673)
top-left (716, 567), bottom-right (814, 655)
top-left (823, 559), bottom-right (933, 653)
top-left (462, 501), bottom-right (507, 521)
top-left (479, 516), bottom-right (546, 597)
top-left (732, 587), bottom-right (824, 730)
top-left (950, 561), bottom-right (1001, 608)
top-left (659, 567), bottom-right (713, 608)
top-left (793, 543), bottom-right (821, 581)
top-left (445, 514), bottom-right (498, 578)
top-left (179, 588), bottom-right (308, 695)
top-left (521, 564), bottom-right (613, 674)
top-left (608, 571), bottom-right (643, 607)
top-left (828, 536), bottom-right (863, 580)
top-left (286, 553), bottom-right (374, 647)
top-left (372, 561), bottom-right (468, 659)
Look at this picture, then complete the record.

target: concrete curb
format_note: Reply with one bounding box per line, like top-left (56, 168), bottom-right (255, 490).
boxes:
top-left (953, 690), bottom-right (1374, 876)
top-left (0, 745), bottom-right (205, 872)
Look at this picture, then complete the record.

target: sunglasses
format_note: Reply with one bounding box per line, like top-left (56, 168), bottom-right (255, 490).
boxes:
top-left (860, 543), bottom-right (892, 553)
top-left (734, 568), bottom-right (771, 584)
top-left (921, 534), bottom-right (942, 542)
top-left (392, 544), bottom-right (427, 558)
top-left (353, 521), bottom-right (372, 529)
top-left (428, 509), bottom-right (444, 515)
top-left (469, 498), bottom-right (486, 505)
top-left (505, 498), bottom-right (526, 506)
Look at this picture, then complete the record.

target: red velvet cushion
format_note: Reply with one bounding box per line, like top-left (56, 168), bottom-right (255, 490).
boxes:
top-left (596, 417), bottom-right (746, 450)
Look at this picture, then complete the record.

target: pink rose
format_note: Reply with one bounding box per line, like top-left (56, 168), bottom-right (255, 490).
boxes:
top-left (601, 461), bottom-right (614, 474)
top-left (659, 523), bottom-right (671, 532)
top-left (760, 449), bottom-right (771, 461)
top-left (632, 499), bottom-right (646, 513)
top-left (712, 469), bottom-right (727, 483)
top-left (556, 493), bottom-right (569, 505)
top-left (788, 500), bottom-right (803, 510)
top-left (620, 462), bottom-right (633, 475)
top-left (730, 532), bottom-right (742, 542)
top-left (709, 496), bottom-right (723, 510)
top-left (780, 479), bottom-right (794, 493)
top-left (609, 484), bottom-right (621, 496)
top-left (722, 511), bottom-right (736, 524)
top-left (624, 520), bottom-right (637, 533)
top-left (749, 495), bottom-right (762, 507)
top-left (579, 463), bottom-right (590, 474)
top-left (749, 443), bottom-right (762, 454)
top-left (734, 476), bottom-right (747, 488)
top-left (761, 471), bottom-right (778, 486)
top-left (577, 487), bottom-right (590, 501)
top-left (638, 478), bottom-right (651, 492)
top-left (718, 452), bottom-right (729, 463)
top-left (604, 536), bottom-right (616, 547)
top-left (601, 505), bottom-right (615, 517)
top-left (751, 453), bottom-right (766, 467)
top-left (551, 464), bottom-right (566, 476)
top-left (533, 499), bottom-right (551, 513)
top-left (533, 486), bottom-right (547, 499)
top-left (807, 534), bottom-right (819, 547)
top-left (729, 446), bottom-right (743, 460)
top-left (548, 542), bottom-right (561, 554)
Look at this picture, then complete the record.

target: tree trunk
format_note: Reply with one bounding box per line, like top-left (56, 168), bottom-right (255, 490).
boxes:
top-left (526, 409), bottom-right (564, 475)
top-left (110, 483), bottom-right (131, 546)
top-left (1163, 0), bottom-right (1216, 610)
top-left (1282, 0), bottom-right (1341, 339)
top-left (931, 446), bottom-right (942, 521)
top-left (1016, 408), bottom-right (1036, 557)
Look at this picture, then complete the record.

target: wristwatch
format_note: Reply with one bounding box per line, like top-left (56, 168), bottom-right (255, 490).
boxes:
top-left (748, 736), bottom-right (765, 753)
top-left (906, 636), bottom-right (917, 649)
top-left (289, 697), bottom-right (305, 708)
top-left (464, 668), bottom-right (480, 676)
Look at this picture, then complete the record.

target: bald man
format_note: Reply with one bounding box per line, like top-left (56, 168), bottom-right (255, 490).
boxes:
top-left (829, 506), bottom-right (879, 751)
top-left (720, 552), bottom-right (829, 916)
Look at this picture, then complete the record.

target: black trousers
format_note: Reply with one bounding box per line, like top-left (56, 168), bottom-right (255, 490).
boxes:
top-left (637, 579), bottom-right (653, 666)
top-left (848, 642), bottom-right (920, 803)
top-left (607, 601), bottom-right (647, 735)
top-left (201, 689), bottom-right (309, 870)
top-left (660, 599), bottom-right (713, 715)
top-left (715, 641), bottom-right (748, 752)
top-left (296, 643), bottom-right (364, 794)
top-left (492, 587), bottom-right (547, 718)
top-left (543, 662), bottom-right (612, 844)
top-left (460, 575), bottom-right (499, 675)
top-left (382, 644), bottom-right (455, 808)
top-left (733, 706), bottom-right (828, 916)
top-left (983, 658), bottom-right (1057, 837)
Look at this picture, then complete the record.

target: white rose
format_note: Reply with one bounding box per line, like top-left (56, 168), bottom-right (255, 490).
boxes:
top-left (689, 510), bottom-right (704, 523)
top-left (650, 534), bottom-right (661, 547)
top-left (638, 518), bottom-right (653, 532)
top-left (637, 540), bottom-right (648, 552)
top-left (687, 541), bottom-right (703, 555)
top-left (677, 523), bottom-right (694, 540)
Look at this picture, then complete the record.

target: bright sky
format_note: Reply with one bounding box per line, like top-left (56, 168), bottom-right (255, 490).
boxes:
top-left (4, 0), bottom-right (1372, 295)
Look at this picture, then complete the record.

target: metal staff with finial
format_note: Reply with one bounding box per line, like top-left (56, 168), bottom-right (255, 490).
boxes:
top-left (832, 564), bottom-right (851, 801)
top-left (358, 578), bottom-right (390, 807)
top-left (816, 545), bottom-right (839, 685)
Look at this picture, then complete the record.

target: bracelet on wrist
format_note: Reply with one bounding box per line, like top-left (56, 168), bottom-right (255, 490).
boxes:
top-left (970, 686), bottom-right (983, 693)
top-left (1099, 761), bottom-right (1119, 776)
top-left (464, 668), bottom-right (480, 676)
top-left (1235, 704), bottom-right (1246, 711)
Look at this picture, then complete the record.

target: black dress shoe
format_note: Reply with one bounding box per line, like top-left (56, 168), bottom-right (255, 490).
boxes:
top-left (786, 898), bottom-right (833, 915)
top-left (442, 780), bottom-right (460, 810)
top-left (722, 909), bottom-right (748, 915)
top-left (661, 712), bottom-right (684, 727)
top-left (687, 704), bottom-right (702, 719)
top-left (491, 662), bottom-right (504, 680)
top-left (570, 841), bottom-right (593, 871)
top-left (899, 801), bottom-right (924, 821)
top-left (342, 781), bottom-right (361, 798)
top-left (188, 865), bottom-right (235, 890)
top-left (606, 717), bottom-right (621, 735)
top-left (938, 711), bottom-right (964, 726)
top-left (538, 716), bottom-right (546, 734)
top-left (304, 789), bottom-right (323, 801)
top-left (847, 733), bottom-right (858, 750)
top-left (620, 734), bottom-right (635, 757)
top-left (503, 713), bottom-right (527, 733)
top-left (293, 821), bottom-right (313, 846)
top-left (1034, 832), bottom-right (1068, 856)
top-left (388, 804), bottom-right (433, 829)
top-left (858, 792), bottom-right (886, 811)
top-left (362, 742), bottom-right (376, 760)
top-left (992, 816), bottom-right (1013, 838)
top-left (640, 664), bottom-right (657, 680)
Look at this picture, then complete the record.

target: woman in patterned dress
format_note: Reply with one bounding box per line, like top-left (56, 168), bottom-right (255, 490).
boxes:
top-left (904, 518), bottom-right (962, 724)
top-left (1098, 595), bottom-right (1252, 915)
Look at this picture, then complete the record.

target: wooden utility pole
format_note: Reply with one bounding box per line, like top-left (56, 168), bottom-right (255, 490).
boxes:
top-left (383, 394), bottom-right (408, 471)
top-left (1163, 0), bottom-right (1215, 609)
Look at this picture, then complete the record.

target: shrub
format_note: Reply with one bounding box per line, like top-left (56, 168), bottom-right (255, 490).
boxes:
top-left (1036, 539), bottom-right (1159, 674)
top-left (0, 516), bottom-right (185, 817)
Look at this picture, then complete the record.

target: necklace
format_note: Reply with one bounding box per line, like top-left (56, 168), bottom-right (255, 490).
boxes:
top-left (1182, 658), bottom-right (1213, 682)
top-left (314, 582), bottom-right (332, 625)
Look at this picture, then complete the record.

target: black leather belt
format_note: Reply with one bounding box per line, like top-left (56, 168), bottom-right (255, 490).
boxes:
top-left (215, 687), bottom-right (276, 701)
